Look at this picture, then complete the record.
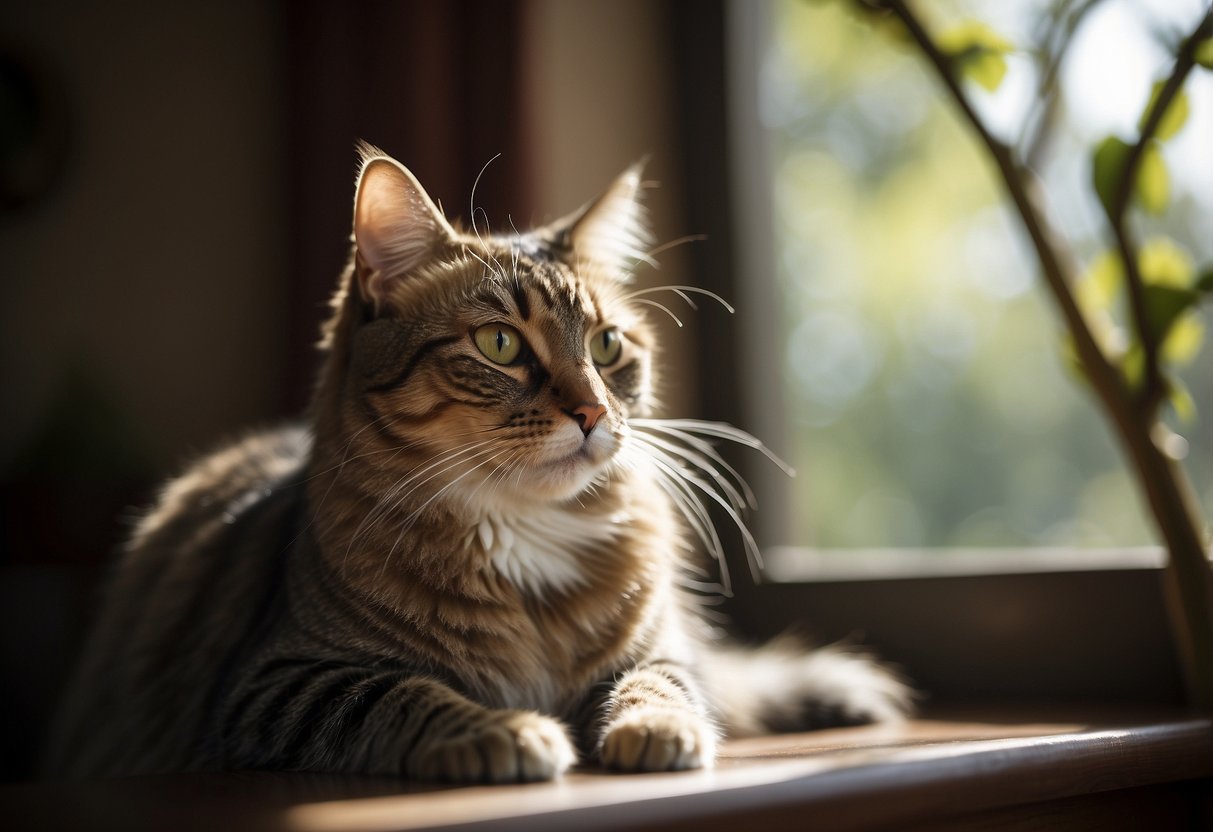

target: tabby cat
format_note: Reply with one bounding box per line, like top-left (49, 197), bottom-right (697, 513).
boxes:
top-left (45, 146), bottom-right (910, 782)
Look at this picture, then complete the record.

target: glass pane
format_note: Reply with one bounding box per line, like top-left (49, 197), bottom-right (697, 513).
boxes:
top-left (762, 0), bottom-right (1213, 548)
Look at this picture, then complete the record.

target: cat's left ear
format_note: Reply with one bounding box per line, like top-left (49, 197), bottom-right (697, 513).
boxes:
top-left (352, 146), bottom-right (456, 309)
top-left (535, 162), bottom-right (654, 278)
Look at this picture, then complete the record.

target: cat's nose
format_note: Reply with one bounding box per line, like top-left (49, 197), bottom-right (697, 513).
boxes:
top-left (568, 402), bottom-right (608, 437)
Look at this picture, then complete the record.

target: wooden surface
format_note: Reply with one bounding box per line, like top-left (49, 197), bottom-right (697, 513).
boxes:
top-left (5, 707), bottom-right (1211, 832)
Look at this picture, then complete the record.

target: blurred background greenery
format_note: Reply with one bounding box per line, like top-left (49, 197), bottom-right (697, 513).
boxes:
top-left (764, 0), bottom-right (1213, 548)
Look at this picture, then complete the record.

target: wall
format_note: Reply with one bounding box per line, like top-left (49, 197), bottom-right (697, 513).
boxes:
top-left (523, 0), bottom-right (698, 417)
top-left (1, 1), bottom-right (289, 476)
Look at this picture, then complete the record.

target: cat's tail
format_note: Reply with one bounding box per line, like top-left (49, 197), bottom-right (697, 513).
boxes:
top-left (699, 635), bottom-right (915, 737)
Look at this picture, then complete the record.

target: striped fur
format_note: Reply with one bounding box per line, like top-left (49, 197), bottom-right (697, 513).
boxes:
top-left (43, 149), bottom-right (911, 782)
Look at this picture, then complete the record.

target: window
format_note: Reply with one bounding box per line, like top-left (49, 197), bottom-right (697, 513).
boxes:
top-left (727, 0), bottom-right (1213, 562)
top-left (666, 0), bottom-right (1205, 705)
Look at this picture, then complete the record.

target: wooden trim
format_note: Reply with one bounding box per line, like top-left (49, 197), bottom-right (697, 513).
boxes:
top-left (762, 546), bottom-right (1167, 582)
top-left (4, 710), bottom-right (1209, 831)
top-left (728, 568), bottom-right (1185, 705)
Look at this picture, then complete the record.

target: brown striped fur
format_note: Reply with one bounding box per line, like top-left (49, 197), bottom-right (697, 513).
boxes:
top-left (44, 147), bottom-right (910, 782)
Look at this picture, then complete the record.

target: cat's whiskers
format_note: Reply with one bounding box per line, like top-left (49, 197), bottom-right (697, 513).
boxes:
top-left (466, 154), bottom-right (511, 281)
top-left (632, 298), bottom-right (685, 328)
top-left (277, 418), bottom-right (448, 557)
top-left (630, 430), bottom-right (750, 513)
top-left (344, 437), bottom-right (504, 568)
top-left (304, 424), bottom-right (503, 487)
top-left (618, 284), bottom-right (735, 315)
top-left (639, 234), bottom-right (708, 262)
top-left (381, 443), bottom-right (519, 576)
top-left (631, 418), bottom-right (795, 476)
top-left (486, 446), bottom-right (530, 505)
top-left (623, 418), bottom-right (793, 592)
top-left (363, 441), bottom-right (511, 581)
top-left (639, 449), bottom-right (732, 596)
top-left (458, 443), bottom-right (524, 513)
top-left (651, 440), bottom-right (763, 578)
top-left (358, 438), bottom-right (505, 538)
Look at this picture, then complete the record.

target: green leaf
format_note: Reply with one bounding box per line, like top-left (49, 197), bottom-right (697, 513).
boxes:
top-left (1077, 250), bottom-right (1124, 313)
top-left (1143, 284), bottom-right (1200, 345)
top-left (1129, 239), bottom-right (1204, 367)
top-left (1135, 142), bottom-right (1169, 215)
top-left (1193, 38), bottom-right (1213, 70)
top-left (1075, 251), bottom-right (1128, 358)
top-left (1120, 344), bottom-right (1145, 392)
top-left (966, 52), bottom-right (1008, 92)
top-left (1139, 237), bottom-right (1194, 288)
top-left (1165, 375), bottom-right (1197, 423)
top-left (1139, 83), bottom-right (1189, 141)
top-left (1092, 136), bottom-right (1130, 217)
top-left (939, 21), bottom-right (1012, 92)
top-left (1161, 313), bottom-right (1204, 365)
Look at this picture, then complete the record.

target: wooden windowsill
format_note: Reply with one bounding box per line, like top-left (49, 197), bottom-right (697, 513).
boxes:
top-left (761, 546), bottom-right (1167, 582)
top-left (6, 707), bottom-right (1211, 831)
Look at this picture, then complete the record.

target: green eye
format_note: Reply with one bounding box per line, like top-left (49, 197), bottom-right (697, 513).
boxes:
top-left (474, 323), bottom-right (524, 365)
top-left (590, 328), bottom-right (623, 366)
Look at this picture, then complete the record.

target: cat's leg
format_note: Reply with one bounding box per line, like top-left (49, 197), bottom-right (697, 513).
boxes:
top-left (595, 659), bottom-right (718, 772)
top-left (219, 659), bottom-right (575, 782)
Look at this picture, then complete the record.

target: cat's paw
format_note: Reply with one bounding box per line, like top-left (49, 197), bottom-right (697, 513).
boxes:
top-left (411, 711), bottom-right (576, 783)
top-left (600, 706), bottom-right (717, 772)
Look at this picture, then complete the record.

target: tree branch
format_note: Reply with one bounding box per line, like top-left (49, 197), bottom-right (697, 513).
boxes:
top-left (1019, 0), bottom-right (1107, 171)
top-left (880, 0), bottom-right (1127, 417)
top-left (872, 0), bottom-right (1213, 710)
top-left (1109, 7), bottom-right (1213, 413)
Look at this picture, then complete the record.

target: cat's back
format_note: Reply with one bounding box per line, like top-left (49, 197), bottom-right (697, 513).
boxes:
top-left (44, 425), bottom-right (312, 778)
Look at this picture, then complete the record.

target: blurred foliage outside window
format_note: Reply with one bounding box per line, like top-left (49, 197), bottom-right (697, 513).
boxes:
top-left (764, 0), bottom-right (1213, 549)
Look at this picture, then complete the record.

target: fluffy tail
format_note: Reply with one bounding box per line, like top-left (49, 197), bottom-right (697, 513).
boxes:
top-left (699, 636), bottom-right (915, 738)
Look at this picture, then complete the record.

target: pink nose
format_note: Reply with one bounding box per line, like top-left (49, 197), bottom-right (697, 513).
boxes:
top-left (570, 402), bottom-right (608, 436)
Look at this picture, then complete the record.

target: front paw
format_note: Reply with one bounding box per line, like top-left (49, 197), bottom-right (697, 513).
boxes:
top-left (411, 710), bottom-right (576, 783)
top-left (600, 707), bottom-right (717, 772)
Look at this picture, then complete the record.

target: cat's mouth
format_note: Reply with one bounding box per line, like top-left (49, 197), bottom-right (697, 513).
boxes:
top-left (522, 429), bottom-right (619, 499)
top-left (538, 435), bottom-right (608, 470)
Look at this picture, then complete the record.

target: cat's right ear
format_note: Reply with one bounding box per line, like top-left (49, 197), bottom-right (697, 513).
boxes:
top-left (352, 149), bottom-right (455, 311)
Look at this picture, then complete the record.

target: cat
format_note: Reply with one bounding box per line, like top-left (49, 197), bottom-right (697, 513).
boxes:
top-left (43, 145), bottom-right (911, 782)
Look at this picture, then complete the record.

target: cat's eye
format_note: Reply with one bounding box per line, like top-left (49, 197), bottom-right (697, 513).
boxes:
top-left (590, 328), bottom-right (623, 366)
top-left (473, 323), bottom-right (524, 365)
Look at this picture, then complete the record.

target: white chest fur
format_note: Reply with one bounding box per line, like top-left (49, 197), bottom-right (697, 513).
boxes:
top-left (471, 506), bottom-right (627, 596)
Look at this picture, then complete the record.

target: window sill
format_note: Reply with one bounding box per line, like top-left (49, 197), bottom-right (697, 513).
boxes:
top-left (761, 546), bottom-right (1166, 583)
top-left (6, 707), bottom-right (1210, 831)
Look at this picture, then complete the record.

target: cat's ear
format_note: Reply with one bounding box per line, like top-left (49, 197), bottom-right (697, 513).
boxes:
top-left (537, 162), bottom-right (654, 277)
top-left (352, 145), bottom-right (455, 308)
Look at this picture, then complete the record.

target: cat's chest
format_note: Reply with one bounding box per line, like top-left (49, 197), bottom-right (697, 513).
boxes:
top-left (469, 506), bottom-right (628, 597)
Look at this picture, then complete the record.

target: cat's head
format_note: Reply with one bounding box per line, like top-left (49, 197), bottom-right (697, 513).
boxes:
top-left (314, 146), bottom-right (658, 506)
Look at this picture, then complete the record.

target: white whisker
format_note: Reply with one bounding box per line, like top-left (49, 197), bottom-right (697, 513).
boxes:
top-left (641, 234), bottom-right (707, 261)
top-left (469, 153), bottom-right (501, 244)
top-left (632, 418), bottom-right (794, 476)
top-left (645, 453), bottom-right (732, 596)
top-left (631, 431), bottom-right (749, 512)
top-left (381, 444), bottom-right (516, 575)
top-left (632, 298), bottom-right (684, 327)
top-left (619, 284), bottom-right (735, 315)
